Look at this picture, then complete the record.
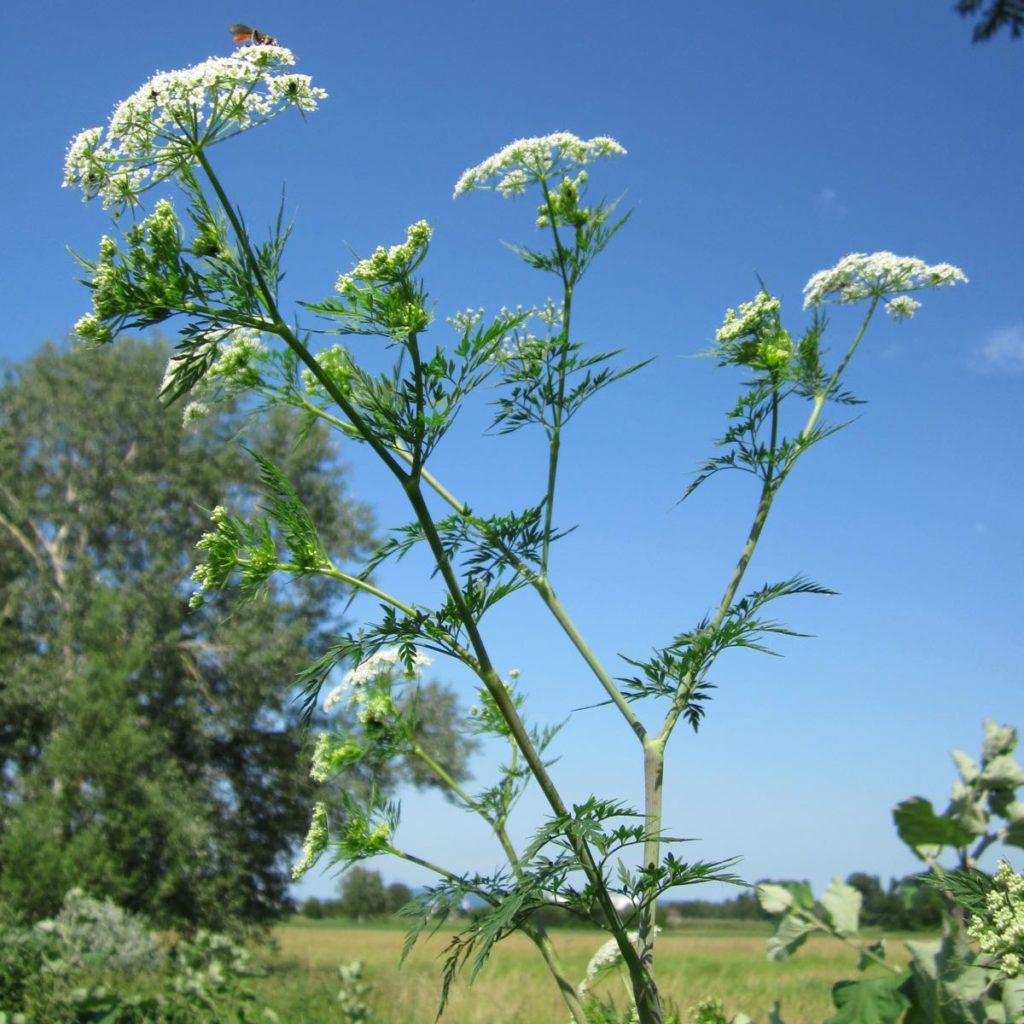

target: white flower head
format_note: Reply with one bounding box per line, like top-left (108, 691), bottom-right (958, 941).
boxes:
top-left (322, 647), bottom-right (432, 713)
top-left (884, 296), bottom-right (922, 321)
top-left (206, 328), bottom-right (267, 385)
top-left (967, 860), bottom-right (1024, 977)
top-left (63, 47), bottom-right (327, 208)
top-left (803, 252), bottom-right (967, 311)
top-left (453, 132), bottom-right (625, 198)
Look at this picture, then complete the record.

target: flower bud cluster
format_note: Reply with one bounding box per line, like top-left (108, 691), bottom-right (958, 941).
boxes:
top-left (292, 802), bottom-right (329, 879)
top-left (335, 221), bottom-right (433, 296)
top-left (75, 200), bottom-right (188, 346)
top-left (714, 290), bottom-right (793, 373)
top-left (206, 328), bottom-right (268, 388)
top-left (302, 345), bottom-right (355, 396)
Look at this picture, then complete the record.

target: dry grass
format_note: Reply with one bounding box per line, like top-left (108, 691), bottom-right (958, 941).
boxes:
top-left (255, 924), bottom-right (911, 1023)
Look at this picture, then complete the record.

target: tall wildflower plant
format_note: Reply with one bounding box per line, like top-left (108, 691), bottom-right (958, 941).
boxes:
top-left (65, 44), bottom-right (967, 1024)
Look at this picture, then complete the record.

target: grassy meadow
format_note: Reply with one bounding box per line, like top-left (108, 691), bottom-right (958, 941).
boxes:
top-left (251, 920), bottom-right (914, 1023)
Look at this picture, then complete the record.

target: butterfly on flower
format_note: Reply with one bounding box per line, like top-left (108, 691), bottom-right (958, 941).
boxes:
top-left (229, 23), bottom-right (279, 46)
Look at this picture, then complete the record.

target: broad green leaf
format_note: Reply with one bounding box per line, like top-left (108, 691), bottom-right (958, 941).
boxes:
top-left (767, 912), bottom-right (816, 961)
top-left (893, 797), bottom-right (974, 856)
top-left (989, 794), bottom-right (1024, 822)
top-left (905, 923), bottom-right (989, 1024)
top-left (823, 877), bottom-right (862, 936)
top-left (951, 750), bottom-right (980, 785)
top-left (758, 884), bottom-right (794, 914)
top-left (1005, 819), bottom-right (1024, 848)
top-left (825, 977), bottom-right (910, 1024)
top-left (1002, 976), bottom-right (1024, 1021)
top-left (947, 784), bottom-right (988, 836)
top-left (983, 720), bottom-right (1017, 763)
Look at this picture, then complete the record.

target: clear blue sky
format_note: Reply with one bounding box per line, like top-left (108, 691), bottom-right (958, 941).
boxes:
top-left (4, 2), bottom-right (1022, 903)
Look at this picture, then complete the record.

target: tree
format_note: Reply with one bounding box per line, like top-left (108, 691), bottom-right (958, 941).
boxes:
top-left (338, 867), bottom-right (387, 920)
top-left (956, 0), bottom-right (1024, 41)
top-left (0, 338), bottom-right (410, 927)
top-left (385, 881), bottom-right (413, 914)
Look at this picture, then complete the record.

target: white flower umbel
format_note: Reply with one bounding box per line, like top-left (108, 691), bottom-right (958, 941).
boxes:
top-left (453, 132), bottom-right (625, 198)
top-left (63, 47), bottom-right (327, 208)
top-left (576, 927), bottom-right (660, 1000)
top-left (322, 647), bottom-right (432, 713)
top-left (803, 252), bottom-right (967, 315)
top-left (968, 860), bottom-right (1024, 977)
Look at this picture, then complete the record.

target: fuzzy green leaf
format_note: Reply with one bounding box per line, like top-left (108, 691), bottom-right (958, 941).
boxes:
top-left (980, 753), bottom-right (1024, 789)
top-left (825, 977), bottom-right (910, 1024)
top-left (822, 877), bottom-right (862, 937)
top-left (983, 720), bottom-right (1017, 763)
top-left (951, 750), bottom-right (980, 785)
top-left (758, 884), bottom-right (794, 914)
top-left (893, 797), bottom-right (974, 856)
top-left (766, 912), bottom-right (817, 961)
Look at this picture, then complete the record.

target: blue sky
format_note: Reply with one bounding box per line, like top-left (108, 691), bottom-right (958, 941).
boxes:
top-left (4, 1), bottom-right (1022, 903)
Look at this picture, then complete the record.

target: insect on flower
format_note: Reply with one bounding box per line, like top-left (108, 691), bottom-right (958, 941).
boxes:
top-left (229, 23), bottom-right (279, 46)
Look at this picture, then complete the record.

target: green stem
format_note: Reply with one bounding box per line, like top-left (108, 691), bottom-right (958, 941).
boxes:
top-left (410, 742), bottom-right (522, 868)
top-left (402, 478), bottom-right (658, 1017)
top-left (275, 562), bottom-right (417, 616)
top-left (637, 307), bottom-right (882, 1004)
top-left (193, 150), bottom-right (406, 481)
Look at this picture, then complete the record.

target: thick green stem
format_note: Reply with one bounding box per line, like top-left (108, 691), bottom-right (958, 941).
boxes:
top-left (402, 477), bottom-right (659, 1017)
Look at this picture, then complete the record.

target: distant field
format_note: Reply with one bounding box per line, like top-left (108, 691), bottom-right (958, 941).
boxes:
top-left (252, 921), bottom-right (915, 1023)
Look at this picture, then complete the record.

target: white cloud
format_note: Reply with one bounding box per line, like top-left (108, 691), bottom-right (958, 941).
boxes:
top-left (980, 324), bottom-right (1024, 371)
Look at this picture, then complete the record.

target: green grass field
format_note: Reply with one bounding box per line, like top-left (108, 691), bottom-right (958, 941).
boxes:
top-left (251, 920), bottom-right (914, 1023)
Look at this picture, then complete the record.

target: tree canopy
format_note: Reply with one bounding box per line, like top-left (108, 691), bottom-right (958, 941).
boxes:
top-left (0, 338), bottom-right (469, 928)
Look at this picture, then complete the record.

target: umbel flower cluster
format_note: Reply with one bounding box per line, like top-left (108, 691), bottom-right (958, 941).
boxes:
top-left (453, 132), bottom-right (625, 197)
top-left (803, 251), bottom-right (968, 316)
top-left (63, 46), bottom-right (325, 209)
top-left (968, 861), bottom-right (1024, 977)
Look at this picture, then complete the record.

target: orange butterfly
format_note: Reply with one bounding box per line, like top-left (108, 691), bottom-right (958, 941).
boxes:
top-left (229, 23), bottom-right (279, 46)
